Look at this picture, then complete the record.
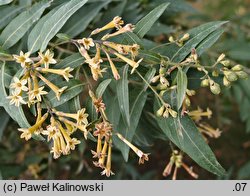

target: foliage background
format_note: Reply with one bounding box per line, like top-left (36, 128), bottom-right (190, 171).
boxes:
top-left (0, 0), bottom-right (250, 180)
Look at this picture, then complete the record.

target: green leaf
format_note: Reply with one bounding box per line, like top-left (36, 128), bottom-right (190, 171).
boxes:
top-left (154, 95), bottom-right (226, 176)
top-left (28, 4), bottom-right (62, 53)
top-left (196, 28), bottom-right (224, 56)
top-left (0, 46), bottom-right (12, 60)
top-left (0, 1), bottom-right (51, 49)
top-left (114, 68), bottom-right (156, 161)
top-left (0, 107), bottom-right (9, 140)
top-left (61, 0), bottom-right (110, 37)
top-left (96, 79), bottom-right (112, 98)
top-left (43, 79), bottom-right (85, 108)
top-left (171, 21), bottom-right (228, 62)
top-left (0, 6), bottom-right (25, 30)
top-left (0, 62), bottom-right (30, 128)
top-left (0, 0), bottom-right (12, 6)
top-left (19, 0), bottom-right (32, 6)
top-left (139, 50), bottom-right (162, 64)
top-left (116, 65), bottom-right (130, 127)
top-left (39, 0), bottom-right (88, 52)
top-left (176, 68), bottom-right (187, 110)
top-left (134, 3), bottom-right (170, 38)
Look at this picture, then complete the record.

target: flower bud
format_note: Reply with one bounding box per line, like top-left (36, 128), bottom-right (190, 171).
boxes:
top-left (169, 109), bottom-right (178, 118)
top-left (201, 79), bottom-right (209, 87)
top-left (212, 70), bottom-right (219, 77)
top-left (156, 83), bottom-right (168, 90)
top-left (186, 89), bottom-right (196, 96)
top-left (209, 81), bottom-right (221, 95)
top-left (159, 67), bottom-right (166, 75)
top-left (160, 77), bottom-right (169, 86)
top-left (185, 97), bottom-right (191, 107)
top-left (231, 64), bottom-right (243, 72)
top-left (216, 53), bottom-right (225, 63)
top-left (221, 60), bottom-right (230, 67)
top-left (169, 36), bottom-right (175, 43)
top-left (224, 71), bottom-right (238, 82)
top-left (151, 75), bottom-right (160, 83)
top-left (235, 71), bottom-right (248, 79)
top-left (156, 106), bottom-right (165, 117)
top-left (223, 76), bottom-right (231, 87)
top-left (179, 33), bottom-right (190, 42)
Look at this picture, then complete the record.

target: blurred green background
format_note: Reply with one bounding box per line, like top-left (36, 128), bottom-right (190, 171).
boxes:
top-left (0, 0), bottom-right (250, 180)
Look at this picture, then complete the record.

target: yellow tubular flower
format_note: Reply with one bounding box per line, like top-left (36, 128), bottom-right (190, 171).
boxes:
top-left (55, 108), bottom-right (88, 126)
top-left (13, 51), bottom-right (32, 68)
top-left (116, 133), bottom-right (149, 164)
top-left (113, 52), bottom-right (143, 74)
top-left (78, 38), bottom-right (95, 50)
top-left (104, 51), bottom-right (120, 80)
top-left (37, 73), bottom-right (67, 101)
top-left (101, 140), bottom-right (114, 177)
top-left (58, 116), bottom-right (88, 140)
top-left (91, 134), bottom-right (103, 158)
top-left (51, 133), bottom-right (62, 159)
top-left (103, 41), bottom-right (127, 54)
top-left (38, 49), bottom-right (57, 68)
top-left (188, 107), bottom-right (212, 122)
top-left (102, 24), bottom-right (135, 40)
top-left (35, 102), bottom-right (42, 124)
top-left (91, 16), bottom-right (124, 35)
top-left (98, 140), bottom-right (108, 168)
top-left (90, 65), bottom-right (107, 81)
top-left (36, 67), bottom-right (74, 82)
top-left (58, 132), bottom-right (68, 155)
top-left (7, 91), bottom-right (26, 107)
top-left (18, 113), bottom-right (48, 141)
top-left (29, 72), bottom-right (48, 102)
top-left (10, 77), bottom-right (28, 94)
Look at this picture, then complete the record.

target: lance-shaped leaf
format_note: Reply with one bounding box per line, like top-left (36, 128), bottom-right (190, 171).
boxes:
top-left (196, 28), bottom-right (225, 56)
top-left (38, 0), bottom-right (88, 52)
top-left (0, 0), bottom-right (12, 6)
top-left (43, 79), bottom-right (85, 108)
top-left (0, 62), bottom-right (30, 128)
top-left (0, 107), bottom-right (9, 140)
top-left (116, 65), bottom-right (130, 126)
top-left (0, 5), bottom-right (25, 30)
top-left (61, 0), bottom-right (111, 37)
top-left (0, 1), bottom-right (51, 49)
top-left (171, 21), bottom-right (228, 62)
top-left (28, 4), bottom-right (62, 53)
top-left (114, 68), bottom-right (156, 161)
top-left (96, 79), bottom-right (112, 98)
top-left (176, 68), bottom-right (187, 110)
top-left (134, 3), bottom-right (169, 38)
top-left (154, 93), bottom-right (226, 176)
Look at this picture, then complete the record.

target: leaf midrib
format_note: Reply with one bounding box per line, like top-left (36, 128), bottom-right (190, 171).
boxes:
top-left (41, 0), bottom-right (87, 50)
top-left (2, 3), bottom-right (48, 48)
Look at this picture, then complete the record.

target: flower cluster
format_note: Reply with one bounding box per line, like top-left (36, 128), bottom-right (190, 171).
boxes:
top-left (9, 49), bottom-right (92, 159)
top-left (89, 90), bottom-right (150, 177)
top-left (162, 150), bottom-right (198, 180)
top-left (18, 100), bottom-right (89, 159)
top-left (8, 50), bottom-right (73, 107)
top-left (189, 107), bottom-right (221, 140)
top-left (88, 90), bottom-right (114, 177)
top-left (200, 54), bottom-right (248, 94)
top-left (73, 16), bottom-right (142, 81)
